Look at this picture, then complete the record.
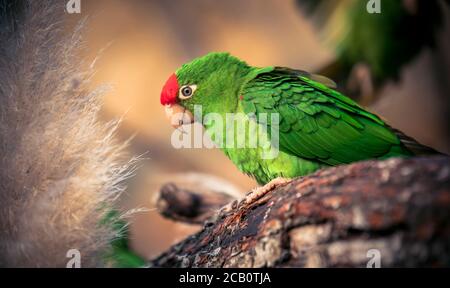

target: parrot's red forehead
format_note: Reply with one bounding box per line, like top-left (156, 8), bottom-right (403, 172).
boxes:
top-left (160, 73), bottom-right (179, 105)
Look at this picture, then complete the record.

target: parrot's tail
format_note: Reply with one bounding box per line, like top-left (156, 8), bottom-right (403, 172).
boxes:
top-left (390, 126), bottom-right (444, 156)
top-left (0, 0), bottom-right (135, 267)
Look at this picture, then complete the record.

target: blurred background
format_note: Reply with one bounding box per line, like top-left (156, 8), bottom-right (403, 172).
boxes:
top-left (67, 0), bottom-right (450, 260)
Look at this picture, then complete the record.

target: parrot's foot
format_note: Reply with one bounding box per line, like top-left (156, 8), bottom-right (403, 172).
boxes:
top-left (244, 177), bottom-right (291, 205)
top-left (217, 177), bottom-right (291, 218)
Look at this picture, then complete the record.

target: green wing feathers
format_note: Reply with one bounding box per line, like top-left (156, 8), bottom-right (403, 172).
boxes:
top-left (241, 67), bottom-right (412, 166)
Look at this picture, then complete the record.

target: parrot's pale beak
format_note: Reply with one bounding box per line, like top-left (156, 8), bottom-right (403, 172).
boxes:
top-left (164, 104), bottom-right (194, 129)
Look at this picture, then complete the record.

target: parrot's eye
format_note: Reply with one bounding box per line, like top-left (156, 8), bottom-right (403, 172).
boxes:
top-left (179, 85), bottom-right (197, 100)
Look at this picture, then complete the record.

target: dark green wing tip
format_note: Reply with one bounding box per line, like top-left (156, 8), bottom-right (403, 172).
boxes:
top-left (391, 127), bottom-right (445, 156)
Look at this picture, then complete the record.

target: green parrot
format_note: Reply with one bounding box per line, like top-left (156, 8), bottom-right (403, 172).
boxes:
top-left (161, 52), bottom-right (437, 193)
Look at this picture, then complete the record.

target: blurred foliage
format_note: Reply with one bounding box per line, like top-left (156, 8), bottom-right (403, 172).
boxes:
top-left (102, 210), bottom-right (146, 268)
top-left (296, 0), bottom-right (446, 82)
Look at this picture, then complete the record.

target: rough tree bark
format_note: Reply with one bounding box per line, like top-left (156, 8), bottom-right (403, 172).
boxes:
top-left (149, 156), bottom-right (450, 268)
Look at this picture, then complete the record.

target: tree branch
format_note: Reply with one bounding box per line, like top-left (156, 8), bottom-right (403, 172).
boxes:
top-left (156, 182), bottom-right (237, 225)
top-left (149, 156), bottom-right (450, 268)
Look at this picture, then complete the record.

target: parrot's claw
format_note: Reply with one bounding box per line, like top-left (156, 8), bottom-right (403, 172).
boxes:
top-left (220, 199), bottom-right (238, 214)
top-left (244, 177), bottom-right (291, 205)
top-left (216, 177), bottom-right (291, 219)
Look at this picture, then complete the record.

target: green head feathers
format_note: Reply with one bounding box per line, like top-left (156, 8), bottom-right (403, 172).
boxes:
top-left (161, 52), bottom-right (253, 116)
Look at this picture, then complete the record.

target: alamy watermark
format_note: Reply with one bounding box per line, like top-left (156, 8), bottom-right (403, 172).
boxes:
top-left (66, 0), bottom-right (81, 14)
top-left (366, 0), bottom-right (381, 14)
top-left (66, 248), bottom-right (81, 268)
top-left (170, 105), bottom-right (280, 160)
top-left (366, 249), bottom-right (381, 268)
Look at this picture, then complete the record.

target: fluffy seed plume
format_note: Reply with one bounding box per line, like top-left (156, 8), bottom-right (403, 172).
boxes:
top-left (0, 0), bottom-right (136, 267)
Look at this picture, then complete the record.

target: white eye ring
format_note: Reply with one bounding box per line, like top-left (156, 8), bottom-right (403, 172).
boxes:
top-left (179, 84), bottom-right (197, 100)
